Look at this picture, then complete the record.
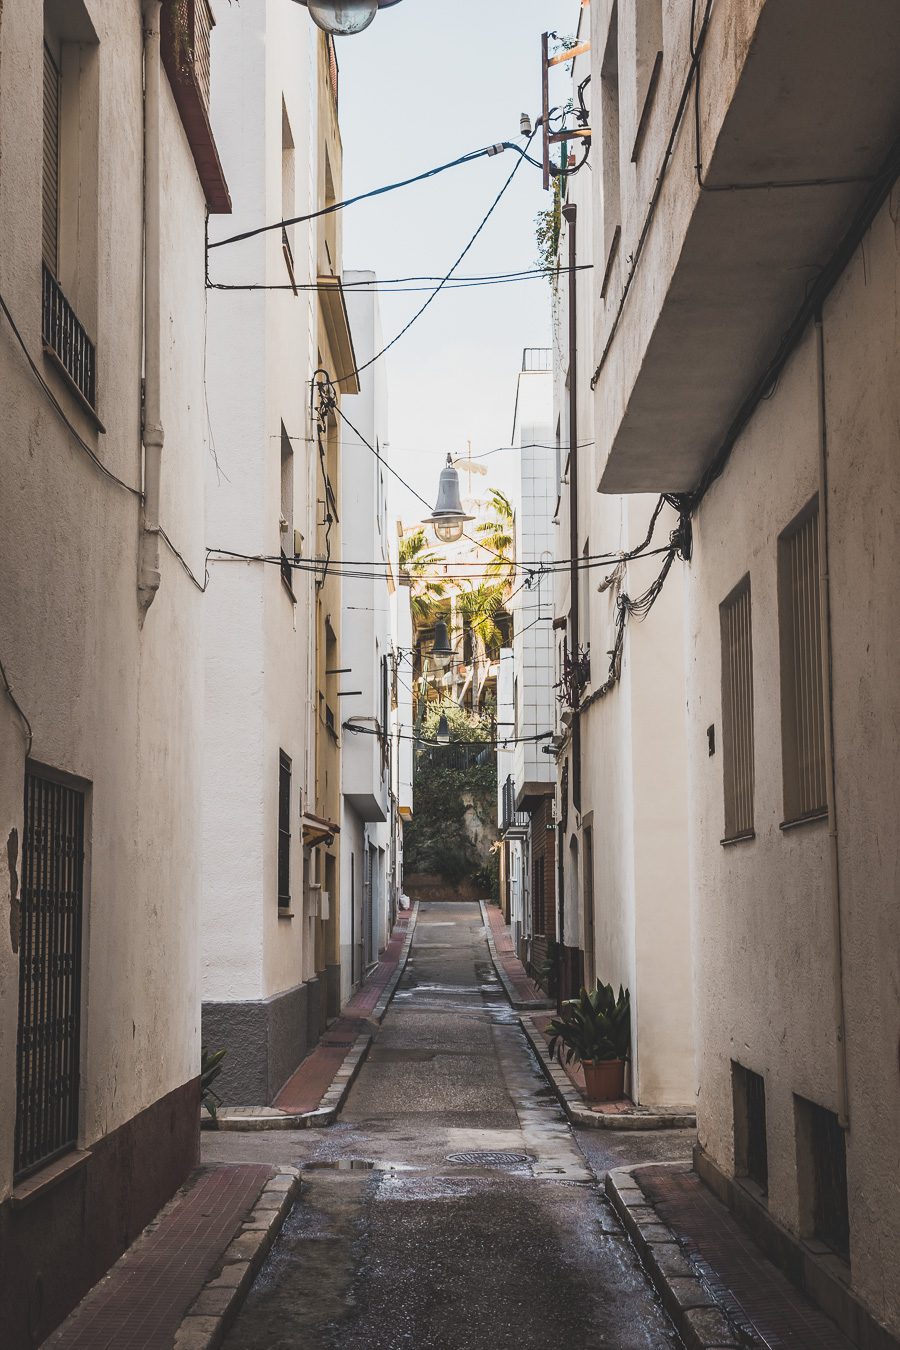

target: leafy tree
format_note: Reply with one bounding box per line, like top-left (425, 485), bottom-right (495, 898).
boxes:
top-left (399, 528), bottom-right (447, 627)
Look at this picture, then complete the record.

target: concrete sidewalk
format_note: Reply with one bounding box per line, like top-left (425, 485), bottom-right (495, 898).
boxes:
top-left (44, 1164), bottom-right (300, 1350)
top-left (479, 900), bottom-right (554, 1009)
top-left (208, 906), bottom-right (417, 1131)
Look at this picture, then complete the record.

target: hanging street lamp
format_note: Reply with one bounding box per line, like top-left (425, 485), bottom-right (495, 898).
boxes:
top-left (430, 620), bottom-right (453, 669)
top-left (436, 712), bottom-right (451, 744)
top-left (292, 0), bottom-right (403, 37)
top-left (425, 454), bottom-right (474, 544)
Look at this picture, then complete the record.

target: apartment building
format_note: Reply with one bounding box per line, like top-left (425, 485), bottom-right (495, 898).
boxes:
top-left (201, 1), bottom-right (358, 1105)
top-left (339, 272), bottom-right (411, 996)
top-left (550, 20), bottom-right (694, 1108)
top-left (496, 351), bottom-right (557, 980)
top-left (582, 0), bottom-right (900, 1339)
top-left (0, 0), bottom-right (229, 1341)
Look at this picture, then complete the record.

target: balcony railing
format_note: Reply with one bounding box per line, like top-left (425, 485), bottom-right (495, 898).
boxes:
top-left (42, 264), bottom-right (96, 410)
top-left (522, 347), bottom-right (552, 372)
top-left (161, 0), bottom-right (231, 214)
top-left (502, 775), bottom-right (530, 835)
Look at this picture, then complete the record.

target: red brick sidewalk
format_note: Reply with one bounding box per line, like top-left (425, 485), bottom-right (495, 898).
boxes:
top-left (635, 1165), bottom-right (855, 1349)
top-left (481, 902), bottom-right (553, 1007)
top-left (274, 909), bottom-right (414, 1112)
top-left (45, 1165), bottom-right (273, 1350)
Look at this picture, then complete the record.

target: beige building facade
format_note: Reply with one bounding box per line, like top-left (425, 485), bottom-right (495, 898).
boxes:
top-left (580, 0), bottom-right (900, 1339)
top-left (0, 0), bottom-right (229, 1342)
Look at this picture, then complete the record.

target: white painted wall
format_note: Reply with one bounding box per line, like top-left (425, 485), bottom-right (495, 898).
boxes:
top-left (687, 198), bottom-right (900, 1333)
top-left (551, 30), bottom-right (695, 1106)
top-left (0, 0), bottom-right (208, 1192)
top-left (203, 0), bottom-right (318, 1006)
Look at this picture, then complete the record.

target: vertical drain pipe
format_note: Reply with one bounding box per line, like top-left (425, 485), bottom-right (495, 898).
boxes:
top-left (562, 202), bottom-right (581, 816)
top-left (815, 312), bottom-right (850, 1130)
top-left (139, 0), bottom-right (164, 613)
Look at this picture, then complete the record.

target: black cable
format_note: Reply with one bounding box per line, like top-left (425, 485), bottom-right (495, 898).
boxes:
top-left (0, 290), bottom-right (142, 500)
top-left (209, 264), bottom-right (593, 295)
top-left (333, 125), bottom-right (540, 387)
top-left (209, 139), bottom-right (541, 252)
top-left (159, 528), bottom-right (209, 593)
top-left (0, 654), bottom-right (34, 757)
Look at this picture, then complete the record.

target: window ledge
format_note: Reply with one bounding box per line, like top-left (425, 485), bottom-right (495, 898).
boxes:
top-left (278, 908), bottom-right (294, 919)
top-left (42, 345), bottom-right (105, 433)
top-left (631, 50), bottom-right (663, 163)
top-left (780, 810), bottom-right (828, 832)
top-left (12, 1149), bottom-right (91, 1209)
top-left (720, 829), bottom-right (756, 847)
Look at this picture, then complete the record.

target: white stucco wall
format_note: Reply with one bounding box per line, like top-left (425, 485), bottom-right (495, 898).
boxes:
top-left (688, 195), bottom-right (900, 1333)
top-left (0, 0), bottom-right (208, 1193)
top-left (203, 0), bottom-right (317, 1006)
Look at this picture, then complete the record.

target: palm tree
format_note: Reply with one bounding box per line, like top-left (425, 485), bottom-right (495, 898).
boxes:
top-left (475, 488), bottom-right (515, 584)
top-left (457, 580), bottom-right (508, 710)
top-left (399, 528), bottom-right (447, 627)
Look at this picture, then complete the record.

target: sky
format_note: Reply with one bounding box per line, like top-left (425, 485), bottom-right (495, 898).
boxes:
top-left (338, 0), bottom-right (576, 524)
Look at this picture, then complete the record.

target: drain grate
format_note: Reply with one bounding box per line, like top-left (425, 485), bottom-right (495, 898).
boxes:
top-left (445, 1151), bottom-right (531, 1168)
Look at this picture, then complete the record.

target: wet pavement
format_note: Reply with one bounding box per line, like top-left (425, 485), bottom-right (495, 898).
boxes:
top-left (204, 902), bottom-right (694, 1349)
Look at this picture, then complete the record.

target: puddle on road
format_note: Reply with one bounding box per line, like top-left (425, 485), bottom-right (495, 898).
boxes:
top-left (302, 1159), bottom-right (417, 1174)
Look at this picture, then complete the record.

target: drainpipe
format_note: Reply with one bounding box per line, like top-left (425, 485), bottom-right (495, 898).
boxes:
top-left (562, 202), bottom-right (581, 814)
top-left (139, 0), bottom-right (164, 613)
top-left (815, 312), bottom-right (850, 1130)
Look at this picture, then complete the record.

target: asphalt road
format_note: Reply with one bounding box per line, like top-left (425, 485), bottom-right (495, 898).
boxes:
top-left (205, 902), bottom-right (694, 1349)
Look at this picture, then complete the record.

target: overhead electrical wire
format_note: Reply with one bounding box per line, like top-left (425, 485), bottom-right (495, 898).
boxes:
top-left (209, 137), bottom-right (544, 253)
top-left (331, 123), bottom-right (541, 387)
top-left (210, 265), bottom-right (593, 295)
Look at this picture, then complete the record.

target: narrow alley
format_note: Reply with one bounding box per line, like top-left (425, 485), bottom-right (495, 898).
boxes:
top-left (205, 903), bottom-right (689, 1350)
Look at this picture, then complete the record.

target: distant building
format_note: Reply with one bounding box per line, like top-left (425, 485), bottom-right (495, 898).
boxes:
top-left (340, 272), bottom-right (412, 994)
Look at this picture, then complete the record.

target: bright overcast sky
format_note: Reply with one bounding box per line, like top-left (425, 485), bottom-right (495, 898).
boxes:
top-left (339, 0), bottom-right (577, 524)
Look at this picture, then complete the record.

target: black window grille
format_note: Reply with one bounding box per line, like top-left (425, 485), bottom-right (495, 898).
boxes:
top-left (42, 263), bottom-right (97, 410)
top-left (733, 1062), bottom-right (768, 1193)
top-left (15, 772), bottom-right (85, 1178)
top-left (278, 751), bottom-right (291, 909)
top-left (807, 1100), bottom-right (850, 1258)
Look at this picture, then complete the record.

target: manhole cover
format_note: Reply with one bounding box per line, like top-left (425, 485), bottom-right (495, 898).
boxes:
top-left (445, 1151), bottom-right (531, 1168)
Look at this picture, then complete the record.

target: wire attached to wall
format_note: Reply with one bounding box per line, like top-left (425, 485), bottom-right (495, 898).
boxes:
top-left (0, 655), bottom-right (34, 757)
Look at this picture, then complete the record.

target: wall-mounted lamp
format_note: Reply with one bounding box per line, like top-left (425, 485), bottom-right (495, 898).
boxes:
top-left (292, 0), bottom-right (403, 36)
top-left (425, 455), bottom-right (474, 544)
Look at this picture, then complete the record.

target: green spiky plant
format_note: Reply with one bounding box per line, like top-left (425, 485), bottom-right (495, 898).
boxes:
top-left (547, 982), bottom-right (631, 1065)
top-left (201, 1046), bottom-right (227, 1125)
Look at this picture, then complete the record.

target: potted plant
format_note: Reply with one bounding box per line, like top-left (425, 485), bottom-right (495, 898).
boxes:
top-left (547, 982), bottom-right (631, 1102)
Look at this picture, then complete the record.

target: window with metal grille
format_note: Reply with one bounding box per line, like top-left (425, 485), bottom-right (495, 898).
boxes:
top-left (278, 751), bottom-right (291, 909)
top-left (720, 578), bottom-right (755, 840)
top-left (779, 502), bottom-right (827, 823)
top-left (532, 856), bottom-right (546, 936)
top-left (15, 771), bottom-right (85, 1179)
top-left (732, 1062), bottom-right (768, 1194)
top-left (796, 1096), bottom-right (849, 1259)
top-left (42, 42), bottom-right (60, 273)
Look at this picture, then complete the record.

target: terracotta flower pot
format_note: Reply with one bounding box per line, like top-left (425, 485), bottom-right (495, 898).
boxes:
top-left (582, 1058), bottom-right (626, 1103)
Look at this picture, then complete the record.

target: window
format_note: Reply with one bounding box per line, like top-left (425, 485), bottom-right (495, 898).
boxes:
top-left (532, 856), bottom-right (546, 936)
top-left (733, 1063), bottom-right (768, 1194)
top-left (280, 424), bottom-right (295, 597)
top-left (632, 0), bottom-right (663, 160)
top-left (795, 1097), bottom-right (849, 1259)
top-left (16, 770), bottom-right (86, 1178)
top-left (599, 5), bottom-right (621, 299)
top-left (779, 501), bottom-right (827, 823)
top-left (41, 3), bottom-right (99, 411)
top-left (720, 578), bottom-right (755, 840)
top-left (281, 101), bottom-right (297, 290)
top-left (278, 751), bottom-right (291, 909)
top-left (42, 42), bottom-right (60, 274)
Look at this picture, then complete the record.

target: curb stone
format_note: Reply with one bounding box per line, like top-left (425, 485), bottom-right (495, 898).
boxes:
top-left (173, 1166), bottom-right (301, 1350)
top-left (372, 901), bottom-right (418, 1022)
top-left (201, 905), bottom-right (418, 1132)
top-left (478, 900), bottom-right (555, 1010)
top-left (520, 1014), bottom-right (697, 1131)
top-left (606, 1165), bottom-right (744, 1349)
